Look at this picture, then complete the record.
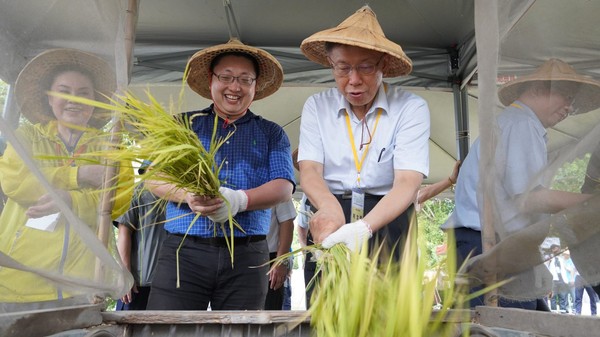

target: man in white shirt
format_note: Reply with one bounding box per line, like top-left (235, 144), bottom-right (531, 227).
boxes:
top-left (297, 5), bottom-right (430, 260)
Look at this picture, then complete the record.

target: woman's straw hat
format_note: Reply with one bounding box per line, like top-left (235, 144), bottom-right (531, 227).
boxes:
top-left (186, 38), bottom-right (283, 101)
top-left (498, 58), bottom-right (600, 114)
top-left (300, 5), bottom-right (412, 78)
top-left (15, 48), bottom-right (116, 128)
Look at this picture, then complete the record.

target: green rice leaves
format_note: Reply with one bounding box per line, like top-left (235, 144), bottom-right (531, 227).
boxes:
top-left (48, 87), bottom-right (243, 268)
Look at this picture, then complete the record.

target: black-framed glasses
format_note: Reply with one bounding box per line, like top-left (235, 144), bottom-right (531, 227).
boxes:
top-left (329, 54), bottom-right (385, 77)
top-left (212, 73), bottom-right (256, 86)
top-left (359, 119), bottom-right (372, 150)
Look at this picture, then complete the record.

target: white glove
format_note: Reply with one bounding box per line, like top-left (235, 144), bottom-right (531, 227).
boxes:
top-left (207, 187), bottom-right (248, 223)
top-left (321, 219), bottom-right (373, 251)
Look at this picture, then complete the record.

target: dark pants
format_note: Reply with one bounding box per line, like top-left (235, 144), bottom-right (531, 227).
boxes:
top-left (311, 194), bottom-right (415, 261)
top-left (550, 280), bottom-right (569, 312)
top-left (303, 194), bottom-right (415, 308)
top-left (303, 233), bottom-right (318, 309)
top-left (147, 234), bottom-right (269, 310)
top-left (452, 227), bottom-right (549, 311)
top-left (116, 286), bottom-right (151, 310)
top-left (452, 227), bottom-right (485, 308)
top-left (264, 252), bottom-right (285, 310)
top-left (575, 275), bottom-right (598, 315)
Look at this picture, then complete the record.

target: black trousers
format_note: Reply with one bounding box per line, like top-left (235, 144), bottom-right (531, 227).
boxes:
top-left (147, 233), bottom-right (269, 310)
top-left (264, 251), bottom-right (285, 310)
top-left (303, 194), bottom-right (416, 308)
top-left (309, 194), bottom-right (416, 261)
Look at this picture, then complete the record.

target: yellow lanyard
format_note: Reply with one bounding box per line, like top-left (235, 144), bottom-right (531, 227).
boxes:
top-left (345, 108), bottom-right (382, 186)
top-left (510, 103), bottom-right (523, 109)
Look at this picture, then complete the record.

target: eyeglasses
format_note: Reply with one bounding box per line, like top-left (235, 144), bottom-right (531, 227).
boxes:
top-left (567, 99), bottom-right (579, 116)
top-left (359, 119), bottom-right (372, 150)
top-left (212, 73), bottom-right (256, 86)
top-left (329, 54), bottom-right (385, 77)
top-left (551, 89), bottom-right (579, 115)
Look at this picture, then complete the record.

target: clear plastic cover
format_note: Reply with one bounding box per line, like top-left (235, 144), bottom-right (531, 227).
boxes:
top-left (468, 0), bottom-right (600, 302)
top-left (0, 0), bottom-right (133, 313)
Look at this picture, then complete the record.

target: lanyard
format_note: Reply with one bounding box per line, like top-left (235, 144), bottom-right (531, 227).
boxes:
top-left (344, 108), bottom-right (382, 186)
top-left (55, 139), bottom-right (87, 167)
top-left (510, 103), bottom-right (523, 109)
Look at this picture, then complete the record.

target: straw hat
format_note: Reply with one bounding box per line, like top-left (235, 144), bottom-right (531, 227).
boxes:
top-left (300, 5), bottom-right (412, 78)
top-left (15, 48), bottom-right (116, 128)
top-left (186, 38), bottom-right (283, 101)
top-left (498, 58), bottom-right (600, 115)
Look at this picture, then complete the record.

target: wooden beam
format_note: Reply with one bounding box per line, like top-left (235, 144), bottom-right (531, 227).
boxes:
top-left (0, 304), bottom-right (103, 337)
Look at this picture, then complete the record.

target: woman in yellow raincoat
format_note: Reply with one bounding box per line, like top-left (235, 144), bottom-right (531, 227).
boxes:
top-left (0, 48), bottom-right (131, 308)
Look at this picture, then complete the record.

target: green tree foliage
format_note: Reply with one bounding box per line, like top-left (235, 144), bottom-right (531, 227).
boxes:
top-left (551, 154), bottom-right (590, 192)
top-left (417, 197), bottom-right (454, 268)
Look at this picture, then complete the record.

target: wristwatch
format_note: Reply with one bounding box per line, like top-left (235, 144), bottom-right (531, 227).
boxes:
top-left (280, 257), bottom-right (290, 269)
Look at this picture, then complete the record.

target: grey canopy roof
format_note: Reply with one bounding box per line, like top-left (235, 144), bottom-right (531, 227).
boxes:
top-left (1, 0), bottom-right (599, 183)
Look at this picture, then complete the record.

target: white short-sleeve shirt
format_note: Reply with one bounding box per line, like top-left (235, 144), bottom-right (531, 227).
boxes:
top-left (298, 83), bottom-right (430, 195)
top-left (266, 199), bottom-right (297, 253)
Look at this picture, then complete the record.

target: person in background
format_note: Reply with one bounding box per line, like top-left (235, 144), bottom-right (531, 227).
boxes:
top-left (295, 193), bottom-right (317, 308)
top-left (297, 5), bottom-right (430, 260)
top-left (0, 48), bottom-right (131, 310)
top-left (264, 199), bottom-right (296, 310)
top-left (547, 244), bottom-right (569, 313)
top-left (281, 259), bottom-right (293, 310)
top-left (561, 249), bottom-right (576, 312)
top-left (573, 264), bottom-right (598, 315)
top-left (444, 58), bottom-right (600, 310)
top-left (145, 39), bottom-right (295, 311)
top-left (292, 148), bottom-right (317, 309)
top-left (114, 162), bottom-right (166, 310)
top-left (415, 160), bottom-right (461, 210)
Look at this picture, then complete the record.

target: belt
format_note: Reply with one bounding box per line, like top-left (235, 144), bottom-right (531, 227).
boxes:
top-left (170, 233), bottom-right (266, 247)
top-left (335, 191), bottom-right (384, 200)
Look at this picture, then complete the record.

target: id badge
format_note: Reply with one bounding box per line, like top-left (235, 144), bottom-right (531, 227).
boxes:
top-left (350, 188), bottom-right (365, 222)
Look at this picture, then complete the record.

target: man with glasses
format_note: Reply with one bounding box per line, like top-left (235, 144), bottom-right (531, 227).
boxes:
top-left (297, 5), bottom-right (430, 260)
top-left (444, 58), bottom-right (600, 310)
top-left (146, 39), bottom-right (295, 310)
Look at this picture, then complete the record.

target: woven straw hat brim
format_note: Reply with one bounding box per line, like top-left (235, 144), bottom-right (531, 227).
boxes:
top-left (300, 6), bottom-right (412, 78)
top-left (186, 38), bottom-right (283, 101)
top-left (15, 48), bottom-right (116, 128)
top-left (498, 59), bottom-right (600, 115)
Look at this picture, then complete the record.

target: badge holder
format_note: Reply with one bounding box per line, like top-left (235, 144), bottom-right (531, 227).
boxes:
top-left (350, 188), bottom-right (365, 222)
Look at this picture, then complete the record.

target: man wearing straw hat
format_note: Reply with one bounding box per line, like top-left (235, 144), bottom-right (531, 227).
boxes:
top-left (146, 39), bottom-right (295, 311)
top-left (444, 58), bottom-right (600, 309)
top-left (297, 5), bottom-right (430, 259)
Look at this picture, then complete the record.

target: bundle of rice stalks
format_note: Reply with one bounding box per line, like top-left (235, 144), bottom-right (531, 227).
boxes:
top-left (271, 230), bottom-right (498, 336)
top-left (48, 84), bottom-right (242, 269)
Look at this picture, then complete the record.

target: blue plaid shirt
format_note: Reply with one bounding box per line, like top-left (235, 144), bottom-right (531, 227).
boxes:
top-left (164, 105), bottom-right (295, 237)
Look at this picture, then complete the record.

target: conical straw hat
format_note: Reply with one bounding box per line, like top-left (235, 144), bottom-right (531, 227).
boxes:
top-left (186, 38), bottom-right (283, 101)
top-left (300, 5), bottom-right (412, 78)
top-left (498, 58), bottom-right (600, 114)
top-left (15, 48), bottom-right (116, 128)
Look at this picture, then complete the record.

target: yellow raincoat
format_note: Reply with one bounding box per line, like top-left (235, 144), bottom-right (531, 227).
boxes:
top-left (0, 121), bottom-right (132, 303)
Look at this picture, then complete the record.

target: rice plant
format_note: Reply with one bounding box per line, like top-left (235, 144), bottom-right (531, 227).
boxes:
top-left (47, 75), bottom-right (243, 270)
top-left (269, 227), bottom-right (499, 336)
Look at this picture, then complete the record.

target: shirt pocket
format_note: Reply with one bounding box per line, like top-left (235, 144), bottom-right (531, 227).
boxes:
top-left (373, 144), bottom-right (393, 164)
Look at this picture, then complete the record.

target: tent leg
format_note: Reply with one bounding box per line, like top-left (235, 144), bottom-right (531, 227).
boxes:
top-left (453, 83), bottom-right (470, 161)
